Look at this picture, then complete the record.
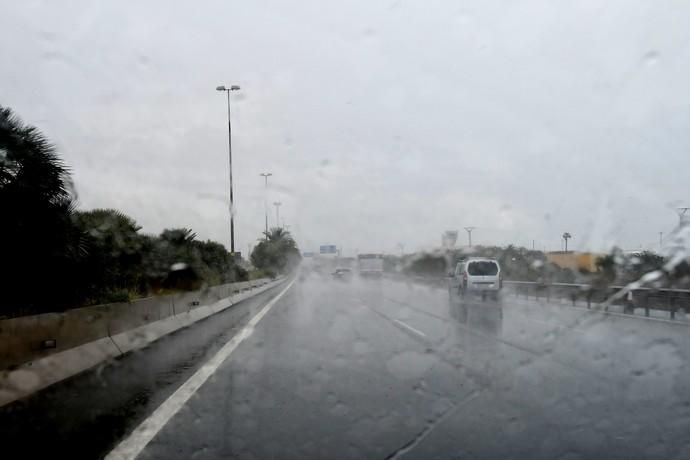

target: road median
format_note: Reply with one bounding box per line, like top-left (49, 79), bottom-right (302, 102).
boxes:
top-left (0, 277), bottom-right (285, 407)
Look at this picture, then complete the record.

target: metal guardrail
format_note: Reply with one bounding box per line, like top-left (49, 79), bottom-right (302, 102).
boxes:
top-left (387, 272), bottom-right (690, 321)
top-left (503, 281), bottom-right (690, 320)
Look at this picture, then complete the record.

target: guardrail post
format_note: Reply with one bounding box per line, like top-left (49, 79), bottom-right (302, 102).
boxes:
top-left (571, 292), bottom-right (576, 307)
top-left (586, 291), bottom-right (592, 309)
top-left (622, 291), bottom-right (633, 315)
top-left (670, 296), bottom-right (676, 320)
top-left (603, 288), bottom-right (612, 311)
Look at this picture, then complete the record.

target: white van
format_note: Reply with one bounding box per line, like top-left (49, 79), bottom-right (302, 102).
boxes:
top-left (449, 257), bottom-right (502, 300)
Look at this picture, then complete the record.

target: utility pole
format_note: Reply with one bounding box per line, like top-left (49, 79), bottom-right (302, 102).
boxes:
top-left (562, 232), bottom-right (572, 252)
top-left (215, 84), bottom-right (241, 254)
top-left (259, 173), bottom-right (272, 237)
top-left (397, 243), bottom-right (405, 256)
top-left (464, 227), bottom-right (476, 247)
top-left (678, 207), bottom-right (689, 225)
top-left (659, 231), bottom-right (663, 249)
top-left (273, 202), bottom-right (282, 228)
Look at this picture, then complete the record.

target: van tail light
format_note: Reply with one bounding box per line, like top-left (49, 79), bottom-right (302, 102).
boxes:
top-left (499, 275), bottom-right (503, 289)
top-left (463, 272), bottom-right (468, 288)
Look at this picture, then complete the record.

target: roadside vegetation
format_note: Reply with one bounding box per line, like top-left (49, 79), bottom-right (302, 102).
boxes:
top-left (1, 105), bottom-right (298, 317)
top-left (250, 228), bottom-right (301, 278)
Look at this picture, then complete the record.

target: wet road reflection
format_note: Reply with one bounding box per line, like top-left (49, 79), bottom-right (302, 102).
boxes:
top-left (136, 276), bottom-right (690, 459)
top-left (3, 274), bottom-right (690, 459)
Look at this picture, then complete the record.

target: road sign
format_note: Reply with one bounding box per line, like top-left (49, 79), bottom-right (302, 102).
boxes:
top-left (319, 245), bottom-right (337, 254)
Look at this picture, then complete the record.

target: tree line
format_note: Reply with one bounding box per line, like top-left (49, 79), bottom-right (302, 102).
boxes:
top-left (1, 105), bottom-right (298, 317)
top-left (389, 244), bottom-right (689, 289)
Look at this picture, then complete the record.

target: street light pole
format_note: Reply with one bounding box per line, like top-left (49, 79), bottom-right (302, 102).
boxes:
top-left (259, 172), bottom-right (272, 237)
top-left (273, 202), bottom-right (282, 228)
top-left (562, 232), bottom-right (572, 252)
top-left (216, 84), bottom-right (241, 254)
top-left (464, 227), bottom-right (476, 247)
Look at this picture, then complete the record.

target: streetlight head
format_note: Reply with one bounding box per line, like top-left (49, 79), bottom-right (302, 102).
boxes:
top-left (230, 85), bottom-right (241, 91)
top-left (216, 85), bottom-right (226, 91)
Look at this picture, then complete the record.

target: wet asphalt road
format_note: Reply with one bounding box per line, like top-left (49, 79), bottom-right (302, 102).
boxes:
top-left (0, 282), bottom-right (289, 459)
top-left (4, 274), bottom-right (690, 459)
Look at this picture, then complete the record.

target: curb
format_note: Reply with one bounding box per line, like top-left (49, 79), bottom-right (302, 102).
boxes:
top-left (0, 277), bottom-right (286, 408)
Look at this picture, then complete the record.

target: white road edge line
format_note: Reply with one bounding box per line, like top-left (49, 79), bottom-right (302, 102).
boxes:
top-left (105, 279), bottom-right (295, 460)
top-left (393, 319), bottom-right (427, 338)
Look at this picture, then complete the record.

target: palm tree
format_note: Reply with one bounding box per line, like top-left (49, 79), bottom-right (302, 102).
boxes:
top-left (562, 232), bottom-right (572, 252)
top-left (263, 226), bottom-right (292, 243)
top-left (73, 209), bottom-right (145, 296)
top-left (160, 227), bottom-right (197, 246)
top-left (0, 105), bottom-right (73, 204)
top-left (1, 105), bottom-right (79, 311)
top-left (252, 227), bottom-right (300, 274)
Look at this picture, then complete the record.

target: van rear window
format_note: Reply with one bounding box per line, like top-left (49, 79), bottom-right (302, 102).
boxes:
top-left (467, 261), bottom-right (499, 276)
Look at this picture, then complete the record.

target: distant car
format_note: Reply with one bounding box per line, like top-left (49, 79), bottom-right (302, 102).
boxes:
top-left (332, 268), bottom-right (353, 281)
top-left (449, 258), bottom-right (502, 301)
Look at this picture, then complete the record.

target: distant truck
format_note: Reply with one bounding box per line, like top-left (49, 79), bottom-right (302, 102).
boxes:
top-left (357, 254), bottom-right (384, 278)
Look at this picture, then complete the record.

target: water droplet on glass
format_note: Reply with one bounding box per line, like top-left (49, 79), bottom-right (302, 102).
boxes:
top-left (642, 50), bottom-right (660, 66)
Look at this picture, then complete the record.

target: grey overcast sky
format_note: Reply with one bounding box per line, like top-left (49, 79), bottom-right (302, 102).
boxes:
top-left (2, 0), bottom-right (689, 255)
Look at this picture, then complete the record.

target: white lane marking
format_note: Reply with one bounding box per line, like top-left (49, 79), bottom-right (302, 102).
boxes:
top-left (524, 317), bottom-right (586, 334)
top-left (105, 279), bottom-right (295, 460)
top-left (393, 319), bottom-right (427, 338)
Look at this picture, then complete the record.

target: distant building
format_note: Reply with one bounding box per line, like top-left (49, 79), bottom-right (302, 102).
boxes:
top-left (442, 230), bottom-right (458, 249)
top-left (546, 251), bottom-right (601, 273)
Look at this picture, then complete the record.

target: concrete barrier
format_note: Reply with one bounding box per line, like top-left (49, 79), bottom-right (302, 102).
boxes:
top-left (0, 307), bottom-right (111, 371)
top-left (0, 278), bottom-right (274, 370)
top-left (0, 336), bottom-right (122, 407)
top-left (110, 315), bottom-right (186, 355)
top-left (0, 277), bottom-right (285, 408)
